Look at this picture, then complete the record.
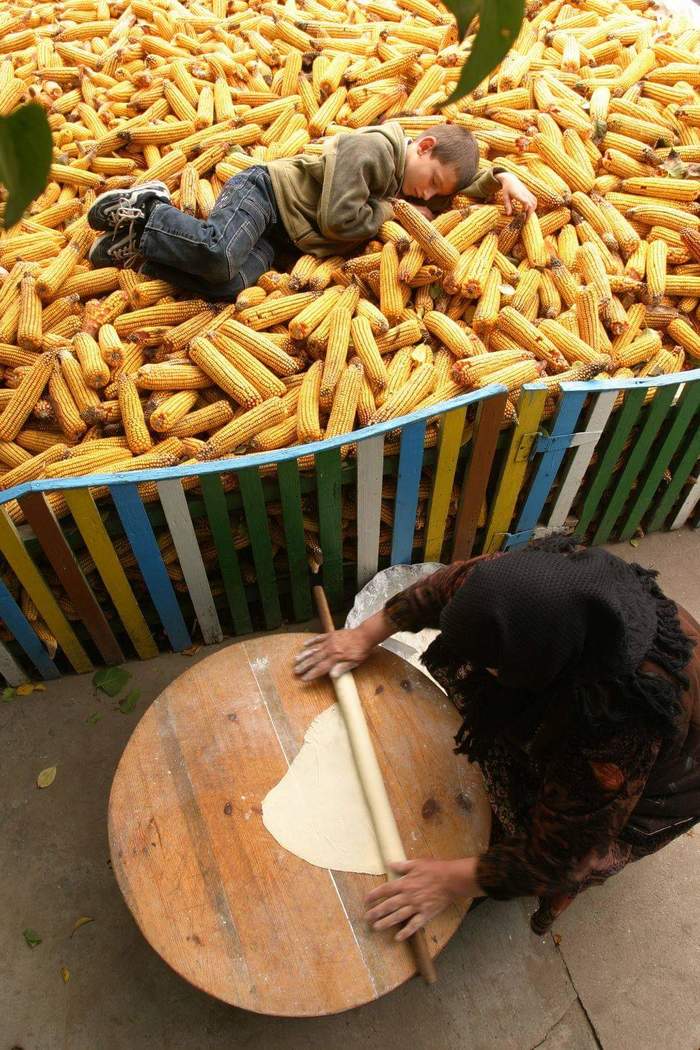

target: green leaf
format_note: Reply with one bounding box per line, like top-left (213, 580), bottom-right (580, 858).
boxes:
top-left (445, 0), bottom-right (526, 105)
top-left (118, 688), bottom-right (140, 714)
top-left (85, 712), bottom-right (103, 725)
top-left (441, 0), bottom-right (479, 42)
top-left (2, 687), bottom-right (15, 702)
top-left (93, 666), bottom-right (131, 698)
top-left (23, 928), bottom-right (42, 949)
top-left (37, 766), bottom-right (57, 788)
top-left (0, 103), bottom-right (53, 229)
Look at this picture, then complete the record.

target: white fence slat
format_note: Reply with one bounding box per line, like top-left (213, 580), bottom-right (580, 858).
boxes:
top-left (0, 640), bottom-right (27, 686)
top-left (670, 472), bottom-right (700, 530)
top-left (156, 478), bottom-right (223, 645)
top-left (546, 390), bottom-right (617, 532)
top-left (356, 435), bottom-right (384, 590)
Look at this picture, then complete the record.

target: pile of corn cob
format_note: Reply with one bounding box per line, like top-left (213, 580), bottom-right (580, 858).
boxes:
top-left (0, 0), bottom-right (700, 646)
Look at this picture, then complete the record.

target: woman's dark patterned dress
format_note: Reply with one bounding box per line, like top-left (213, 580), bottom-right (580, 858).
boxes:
top-left (385, 557), bottom-right (700, 932)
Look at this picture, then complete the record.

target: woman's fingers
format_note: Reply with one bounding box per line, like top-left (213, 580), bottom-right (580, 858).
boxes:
top-left (395, 914), bottom-right (426, 941)
top-left (329, 661), bottom-right (357, 679)
top-left (365, 893), bottom-right (410, 923)
top-left (372, 905), bottom-right (415, 930)
top-left (365, 878), bottom-right (405, 907)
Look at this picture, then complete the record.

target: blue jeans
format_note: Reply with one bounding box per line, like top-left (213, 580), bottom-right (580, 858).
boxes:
top-left (139, 166), bottom-right (290, 301)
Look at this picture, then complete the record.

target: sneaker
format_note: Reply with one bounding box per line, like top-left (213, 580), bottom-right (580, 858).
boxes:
top-left (88, 226), bottom-right (144, 269)
top-left (87, 180), bottom-right (171, 232)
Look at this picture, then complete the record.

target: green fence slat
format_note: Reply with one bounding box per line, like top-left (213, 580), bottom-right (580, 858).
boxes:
top-left (574, 387), bottom-right (646, 540)
top-left (199, 473), bottom-right (252, 635)
top-left (238, 467), bottom-right (282, 630)
top-left (592, 384), bottom-right (678, 545)
top-left (619, 382), bottom-right (700, 541)
top-left (647, 424), bottom-right (700, 533)
top-left (315, 447), bottom-right (343, 611)
top-left (277, 459), bottom-right (313, 622)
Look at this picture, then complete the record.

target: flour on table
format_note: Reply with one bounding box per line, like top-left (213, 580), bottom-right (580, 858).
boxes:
top-left (262, 704), bottom-right (384, 875)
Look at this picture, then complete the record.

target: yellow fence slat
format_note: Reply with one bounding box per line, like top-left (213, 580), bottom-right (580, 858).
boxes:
top-left (64, 489), bottom-right (159, 660)
top-left (424, 407), bottom-right (467, 562)
top-left (0, 507), bottom-right (92, 674)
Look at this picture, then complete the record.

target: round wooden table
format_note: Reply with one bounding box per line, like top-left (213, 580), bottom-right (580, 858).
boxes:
top-left (108, 634), bottom-right (491, 1016)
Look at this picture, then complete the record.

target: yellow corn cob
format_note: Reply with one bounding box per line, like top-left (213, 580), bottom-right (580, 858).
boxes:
top-left (390, 199), bottom-right (460, 271)
top-left (288, 287), bottom-right (344, 341)
top-left (667, 318), bottom-right (700, 360)
top-left (452, 348), bottom-right (534, 386)
top-left (118, 375), bottom-right (153, 455)
top-left (208, 332), bottom-right (286, 400)
top-left (469, 359), bottom-right (545, 392)
top-left (494, 306), bottom-right (567, 371)
top-left (135, 363), bottom-right (211, 391)
top-left (423, 311), bottom-right (473, 357)
top-left (48, 363), bottom-right (87, 441)
top-left (73, 332), bottom-right (110, 389)
top-left (149, 391), bottom-right (200, 433)
top-left (250, 415), bottom-right (299, 453)
top-left (298, 360), bottom-right (324, 444)
top-left (168, 400), bottom-right (235, 438)
top-left (646, 238), bottom-right (668, 302)
top-left (0, 442), bottom-right (70, 491)
top-left (203, 397), bottom-right (287, 458)
top-left (613, 329), bottom-right (662, 369)
top-left (621, 177), bottom-right (699, 203)
top-left (219, 319), bottom-right (300, 376)
top-left (325, 359), bottom-right (364, 439)
top-left (320, 307), bottom-right (352, 411)
top-left (379, 241), bottom-right (404, 325)
top-left (370, 362), bottom-right (437, 424)
top-left (17, 274), bottom-right (43, 352)
top-left (350, 315), bottom-right (389, 391)
top-left (0, 351), bottom-right (55, 442)
top-left (36, 227), bottom-right (93, 299)
top-left (189, 336), bottom-right (262, 410)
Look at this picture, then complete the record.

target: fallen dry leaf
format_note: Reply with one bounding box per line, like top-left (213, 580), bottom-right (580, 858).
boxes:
top-left (70, 916), bottom-right (94, 937)
top-left (37, 766), bottom-right (57, 789)
top-left (60, 966), bottom-right (70, 984)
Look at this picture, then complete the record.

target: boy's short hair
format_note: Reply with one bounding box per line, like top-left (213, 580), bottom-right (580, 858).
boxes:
top-left (417, 124), bottom-right (479, 190)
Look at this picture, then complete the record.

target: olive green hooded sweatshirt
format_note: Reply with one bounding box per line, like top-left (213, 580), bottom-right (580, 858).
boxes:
top-left (266, 121), bottom-right (501, 257)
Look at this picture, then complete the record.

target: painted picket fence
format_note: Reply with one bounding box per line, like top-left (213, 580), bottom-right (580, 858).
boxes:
top-left (0, 369), bottom-right (698, 684)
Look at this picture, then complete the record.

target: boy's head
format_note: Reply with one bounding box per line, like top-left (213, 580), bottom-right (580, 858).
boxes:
top-left (401, 124), bottom-right (479, 201)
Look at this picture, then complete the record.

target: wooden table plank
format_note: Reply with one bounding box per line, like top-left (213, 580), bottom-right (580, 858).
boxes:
top-left (109, 635), bottom-right (490, 1016)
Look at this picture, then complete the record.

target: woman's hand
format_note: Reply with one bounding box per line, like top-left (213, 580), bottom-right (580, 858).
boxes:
top-left (364, 857), bottom-right (484, 940)
top-left (494, 172), bottom-right (538, 216)
top-left (294, 627), bottom-right (375, 680)
top-left (294, 609), bottom-right (396, 681)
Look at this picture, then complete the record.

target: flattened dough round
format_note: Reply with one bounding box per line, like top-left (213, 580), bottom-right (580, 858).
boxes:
top-left (262, 704), bottom-right (385, 875)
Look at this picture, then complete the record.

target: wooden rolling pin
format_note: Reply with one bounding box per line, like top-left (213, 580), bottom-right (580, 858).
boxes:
top-left (313, 584), bottom-right (438, 986)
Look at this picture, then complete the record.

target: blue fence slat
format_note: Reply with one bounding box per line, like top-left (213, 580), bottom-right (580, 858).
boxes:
top-left (390, 418), bottom-right (426, 566)
top-left (0, 577), bottom-right (60, 680)
top-left (504, 389), bottom-right (588, 550)
top-left (110, 483), bottom-right (192, 652)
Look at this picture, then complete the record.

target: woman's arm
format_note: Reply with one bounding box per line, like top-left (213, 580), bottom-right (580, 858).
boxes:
top-left (295, 555), bottom-right (499, 680)
top-left (476, 727), bottom-right (662, 900)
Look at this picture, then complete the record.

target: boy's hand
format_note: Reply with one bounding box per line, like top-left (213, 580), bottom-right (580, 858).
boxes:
top-left (494, 172), bottom-right (538, 216)
top-left (412, 204), bottom-right (435, 220)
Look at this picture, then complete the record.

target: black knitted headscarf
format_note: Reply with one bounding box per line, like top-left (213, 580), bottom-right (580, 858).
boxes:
top-left (422, 539), bottom-right (694, 764)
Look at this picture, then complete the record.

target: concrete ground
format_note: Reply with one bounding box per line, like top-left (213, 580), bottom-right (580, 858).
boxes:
top-left (1, 529), bottom-right (698, 1050)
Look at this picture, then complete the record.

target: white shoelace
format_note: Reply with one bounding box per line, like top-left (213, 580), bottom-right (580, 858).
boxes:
top-left (108, 222), bottom-right (142, 268)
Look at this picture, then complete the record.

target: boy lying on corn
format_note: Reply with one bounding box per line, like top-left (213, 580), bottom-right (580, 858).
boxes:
top-left (87, 122), bottom-right (537, 301)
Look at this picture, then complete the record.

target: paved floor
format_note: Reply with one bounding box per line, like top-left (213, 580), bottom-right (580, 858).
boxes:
top-left (1, 529), bottom-right (698, 1050)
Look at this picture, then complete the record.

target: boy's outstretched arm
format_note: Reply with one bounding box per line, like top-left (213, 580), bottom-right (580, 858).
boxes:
top-left (461, 167), bottom-right (538, 215)
top-left (494, 172), bottom-right (538, 215)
